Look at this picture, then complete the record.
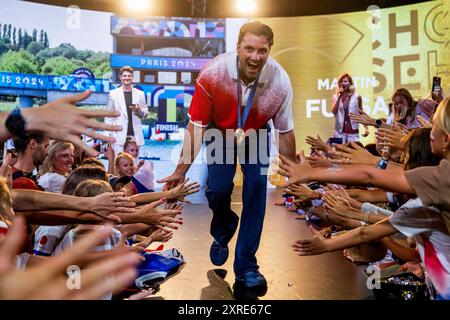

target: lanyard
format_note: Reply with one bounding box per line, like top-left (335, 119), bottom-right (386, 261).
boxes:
top-left (237, 55), bottom-right (260, 130)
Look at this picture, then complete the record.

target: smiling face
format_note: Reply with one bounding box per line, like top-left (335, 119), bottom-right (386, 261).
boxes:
top-left (53, 148), bottom-right (74, 175)
top-left (120, 71), bottom-right (133, 87)
top-left (117, 157), bottom-right (134, 177)
top-left (236, 32), bottom-right (270, 85)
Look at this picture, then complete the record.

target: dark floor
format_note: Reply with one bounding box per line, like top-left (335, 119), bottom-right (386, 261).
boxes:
top-left (150, 187), bottom-right (374, 300)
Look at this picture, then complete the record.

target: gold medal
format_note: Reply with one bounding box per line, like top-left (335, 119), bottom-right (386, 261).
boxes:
top-left (235, 128), bottom-right (245, 145)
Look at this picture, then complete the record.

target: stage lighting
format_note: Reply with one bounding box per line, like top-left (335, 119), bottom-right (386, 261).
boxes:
top-left (123, 0), bottom-right (151, 13)
top-left (235, 0), bottom-right (257, 15)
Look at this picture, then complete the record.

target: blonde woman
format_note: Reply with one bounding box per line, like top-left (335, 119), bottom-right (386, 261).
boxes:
top-left (38, 141), bottom-right (74, 193)
top-left (331, 73), bottom-right (369, 143)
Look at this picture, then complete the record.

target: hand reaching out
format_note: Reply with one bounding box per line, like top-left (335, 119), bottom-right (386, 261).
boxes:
top-left (88, 191), bottom-right (137, 223)
top-left (21, 90), bottom-right (123, 157)
top-left (305, 134), bottom-right (330, 152)
top-left (322, 191), bottom-right (357, 219)
top-left (348, 112), bottom-right (376, 127)
top-left (292, 224), bottom-right (330, 256)
top-left (167, 178), bottom-right (200, 203)
top-left (322, 185), bottom-right (362, 210)
top-left (134, 198), bottom-right (183, 231)
top-left (375, 126), bottom-right (407, 150)
top-left (276, 151), bottom-right (313, 186)
top-left (132, 229), bottom-right (174, 248)
top-left (416, 115), bottom-right (432, 128)
top-left (306, 152), bottom-right (333, 167)
top-left (328, 141), bottom-right (378, 166)
top-left (157, 172), bottom-right (186, 191)
top-left (0, 217), bottom-right (141, 299)
top-left (283, 183), bottom-right (318, 202)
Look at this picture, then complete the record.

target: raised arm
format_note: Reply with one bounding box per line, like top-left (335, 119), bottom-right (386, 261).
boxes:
top-left (278, 152), bottom-right (416, 195)
top-left (1, 91), bottom-right (122, 156)
top-left (157, 122), bottom-right (206, 190)
top-left (12, 189), bottom-right (135, 222)
top-left (345, 189), bottom-right (390, 203)
top-left (292, 218), bottom-right (397, 256)
top-left (16, 210), bottom-right (116, 225)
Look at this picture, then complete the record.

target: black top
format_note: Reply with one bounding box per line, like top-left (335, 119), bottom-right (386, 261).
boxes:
top-left (124, 90), bottom-right (134, 136)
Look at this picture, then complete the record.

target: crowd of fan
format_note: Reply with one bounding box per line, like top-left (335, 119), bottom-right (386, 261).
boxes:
top-left (0, 83), bottom-right (449, 300)
top-left (0, 90), bottom-right (199, 299)
top-left (276, 84), bottom-right (449, 300)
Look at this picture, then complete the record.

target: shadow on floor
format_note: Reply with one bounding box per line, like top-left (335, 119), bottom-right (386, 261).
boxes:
top-left (200, 269), bottom-right (269, 300)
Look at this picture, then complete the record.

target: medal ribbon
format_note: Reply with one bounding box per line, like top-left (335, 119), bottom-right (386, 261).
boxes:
top-left (237, 55), bottom-right (260, 130)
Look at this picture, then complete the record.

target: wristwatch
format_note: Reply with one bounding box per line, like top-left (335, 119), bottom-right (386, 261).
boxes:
top-left (375, 119), bottom-right (382, 128)
top-left (5, 107), bottom-right (27, 139)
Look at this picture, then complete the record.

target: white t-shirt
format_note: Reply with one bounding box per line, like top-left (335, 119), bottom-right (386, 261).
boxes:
top-left (38, 172), bottom-right (67, 193)
top-left (390, 198), bottom-right (450, 300)
top-left (34, 225), bottom-right (73, 256)
top-left (52, 226), bottom-right (122, 300)
top-left (53, 227), bottom-right (122, 256)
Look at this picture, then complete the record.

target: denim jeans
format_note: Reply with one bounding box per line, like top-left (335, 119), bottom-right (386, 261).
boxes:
top-left (205, 130), bottom-right (269, 276)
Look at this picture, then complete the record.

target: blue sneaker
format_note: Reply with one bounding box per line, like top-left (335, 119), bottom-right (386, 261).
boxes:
top-left (209, 239), bottom-right (229, 266)
top-left (235, 270), bottom-right (267, 288)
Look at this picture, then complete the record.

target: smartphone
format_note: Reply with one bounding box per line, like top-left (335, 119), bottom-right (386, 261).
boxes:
top-left (101, 143), bottom-right (109, 153)
top-left (432, 76), bottom-right (441, 95)
top-left (328, 137), bottom-right (343, 146)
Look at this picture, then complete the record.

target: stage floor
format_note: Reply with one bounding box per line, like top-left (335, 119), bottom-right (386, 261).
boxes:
top-left (150, 187), bottom-right (374, 300)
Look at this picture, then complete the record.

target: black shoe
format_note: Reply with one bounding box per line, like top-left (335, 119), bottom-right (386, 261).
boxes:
top-left (233, 275), bottom-right (268, 301)
top-left (209, 239), bottom-right (229, 266)
top-left (235, 270), bottom-right (267, 288)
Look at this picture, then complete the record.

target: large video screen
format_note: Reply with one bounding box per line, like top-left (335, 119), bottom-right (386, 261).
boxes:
top-left (259, 0), bottom-right (449, 150)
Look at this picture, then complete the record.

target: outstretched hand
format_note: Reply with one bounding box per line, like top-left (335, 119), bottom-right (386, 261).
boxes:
top-left (157, 172), bottom-right (186, 191)
top-left (305, 134), bottom-right (329, 152)
top-left (0, 217), bottom-right (141, 299)
top-left (168, 178), bottom-right (200, 203)
top-left (276, 151), bottom-right (313, 186)
top-left (22, 90), bottom-right (122, 157)
top-left (89, 191), bottom-right (137, 223)
top-left (291, 224), bottom-right (329, 256)
top-left (328, 141), bottom-right (377, 166)
top-left (283, 183), bottom-right (317, 202)
top-left (375, 126), bottom-right (406, 150)
top-left (416, 115), bottom-right (432, 128)
top-left (348, 112), bottom-right (375, 127)
top-left (135, 198), bottom-right (183, 231)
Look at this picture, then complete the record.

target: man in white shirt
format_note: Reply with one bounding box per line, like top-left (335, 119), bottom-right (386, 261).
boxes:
top-left (105, 66), bottom-right (148, 156)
